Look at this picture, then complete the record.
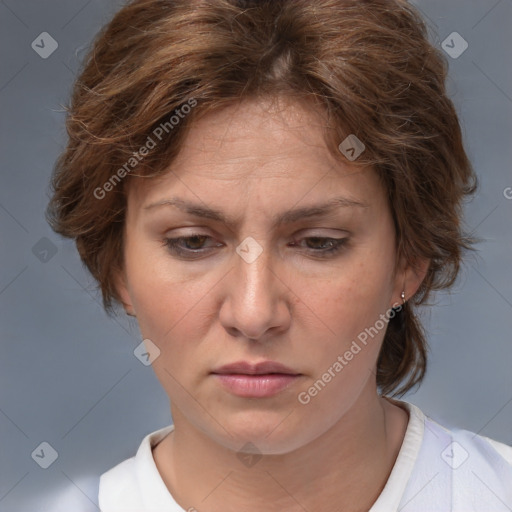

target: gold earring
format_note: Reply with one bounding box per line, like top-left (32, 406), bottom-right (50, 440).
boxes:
top-left (401, 291), bottom-right (406, 305)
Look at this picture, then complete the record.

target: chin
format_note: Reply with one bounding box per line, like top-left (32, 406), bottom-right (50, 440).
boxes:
top-left (210, 411), bottom-right (311, 456)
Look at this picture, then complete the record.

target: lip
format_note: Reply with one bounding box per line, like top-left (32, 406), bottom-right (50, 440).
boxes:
top-left (211, 360), bottom-right (300, 375)
top-left (211, 361), bottom-right (302, 398)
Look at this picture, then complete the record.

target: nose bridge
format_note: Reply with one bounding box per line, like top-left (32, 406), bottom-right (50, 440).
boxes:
top-left (221, 237), bottom-right (286, 340)
top-left (235, 238), bottom-right (274, 305)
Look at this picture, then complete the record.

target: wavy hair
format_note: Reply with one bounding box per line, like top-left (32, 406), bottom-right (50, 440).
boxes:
top-left (46, 0), bottom-right (478, 397)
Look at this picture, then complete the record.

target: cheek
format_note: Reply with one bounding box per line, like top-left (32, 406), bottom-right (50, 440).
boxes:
top-left (132, 277), bottom-right (205, 342)
top-left (320, 252), bottom-right (394, 315)
top-left (122, 238), bottom-right (196, 338)
top-left (125, 250), bottom-right (225, 382)
top-left (128, 270), bottom-right (210, 392)
top-left (296, 265), bottom-right (393, 414)
top-left (305, 243), bottom-right (396, 362)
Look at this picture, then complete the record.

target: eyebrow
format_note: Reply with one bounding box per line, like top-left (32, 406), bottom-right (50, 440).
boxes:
top-left (143, 195), bottom-right (369, 227)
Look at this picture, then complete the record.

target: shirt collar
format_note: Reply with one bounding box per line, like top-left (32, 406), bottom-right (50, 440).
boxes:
top-left (131, 398), bottom-right (425, 511)
top-left (369, 398), bottom-right (426, 511)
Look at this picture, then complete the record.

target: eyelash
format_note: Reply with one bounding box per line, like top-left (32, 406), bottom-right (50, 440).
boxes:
top-left (161, 234), bottom-right (348, 259)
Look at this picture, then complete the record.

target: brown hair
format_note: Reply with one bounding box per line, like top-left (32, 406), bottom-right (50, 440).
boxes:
top-left (46, 0), bottom-right (477, 397)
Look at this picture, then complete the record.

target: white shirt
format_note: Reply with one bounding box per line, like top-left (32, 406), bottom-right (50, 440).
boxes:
top-left (98, 400), bottom-right (512, 511)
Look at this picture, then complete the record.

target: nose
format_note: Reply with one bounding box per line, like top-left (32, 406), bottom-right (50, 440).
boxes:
top-left (219, 241), bottom-right (291, 342)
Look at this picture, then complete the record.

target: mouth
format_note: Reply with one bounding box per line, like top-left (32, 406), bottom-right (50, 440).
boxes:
top-left (212, 360), bottom-right (300, 375)
top-left (211, 360), bottom-right (302, 398)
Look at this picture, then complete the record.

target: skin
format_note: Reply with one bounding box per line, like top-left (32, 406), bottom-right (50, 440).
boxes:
top-left (115, 96), bottom-right (429, 512)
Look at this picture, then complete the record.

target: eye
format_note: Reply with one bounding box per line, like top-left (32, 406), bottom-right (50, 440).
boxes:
top-left (162, 234), bottom-right (221, 258)
top-left (291, 237), bottom-right (348, 258)
top-left (162, 234), bottom-right (349, 260)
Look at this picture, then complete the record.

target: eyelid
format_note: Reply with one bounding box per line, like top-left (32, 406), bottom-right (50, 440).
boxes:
top-left (162, 228), bottom-right (351, 245)
top-left (161, 235), bottom-right (220, 258)
top-left (162, 232), bottom-right (350, 261)
top-left (294, 228), bottom-right (352, 238)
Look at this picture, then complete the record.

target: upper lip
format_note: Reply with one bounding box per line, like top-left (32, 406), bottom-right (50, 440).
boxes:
top-left (212, 361), bottom-right (301, 375)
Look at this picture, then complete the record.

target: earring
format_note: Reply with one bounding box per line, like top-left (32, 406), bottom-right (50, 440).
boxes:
top-left (401, 290), bottom-right (406, 306)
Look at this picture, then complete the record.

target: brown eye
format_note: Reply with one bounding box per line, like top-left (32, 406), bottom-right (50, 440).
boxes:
top-left (181, 235), bottom-right (208, 250)
top-left (291, 237), bottom-right (348, 258)
top-left (305, 237), bottom-right (336, 249)
top-left (162, 235), bottom-right (222, 258)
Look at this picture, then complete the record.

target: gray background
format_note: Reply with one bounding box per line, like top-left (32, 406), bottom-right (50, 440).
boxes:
top-left (1, 1), bottom-right (511, 510)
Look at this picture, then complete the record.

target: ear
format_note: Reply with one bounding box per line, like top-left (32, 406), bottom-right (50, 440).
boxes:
top-left (113, 266), bottom-right (136, 317)
top-left (391, 254), bottom-right (430, 308)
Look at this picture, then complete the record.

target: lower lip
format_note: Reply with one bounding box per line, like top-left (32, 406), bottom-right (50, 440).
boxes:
top-left (212, 373), bottom-right (301, 398)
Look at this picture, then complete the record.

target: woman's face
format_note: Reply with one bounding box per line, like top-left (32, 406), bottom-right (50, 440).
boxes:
top-left (117, 97), bottom-right (419, 454)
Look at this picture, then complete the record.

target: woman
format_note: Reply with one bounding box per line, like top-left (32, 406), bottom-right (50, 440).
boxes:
top-left (46, 0), bottom-right (512, 510)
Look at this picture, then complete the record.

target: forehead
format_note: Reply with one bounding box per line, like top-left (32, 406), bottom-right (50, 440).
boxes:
top-left (126, 96), bottom-right (379, 207)
top-left (177, 97), bottom-right (336, 175)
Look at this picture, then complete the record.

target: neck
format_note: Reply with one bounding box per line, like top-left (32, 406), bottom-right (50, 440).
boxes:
top-left (153, 389), bottom-right (408, 512)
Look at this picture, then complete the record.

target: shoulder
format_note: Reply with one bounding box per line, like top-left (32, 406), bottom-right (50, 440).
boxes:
top-left (99, 457), bottom-right (141, 512)
top-left (98, 425), bottom-right (175, 512)
top-left (485, 435), bottom-right (512, 464)
top-left (399, 400), bottom-right (512, 511)
top-left (422, 407), bottom-right (512, 475)
top-left (447, 424), bottom-right (512, 502)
